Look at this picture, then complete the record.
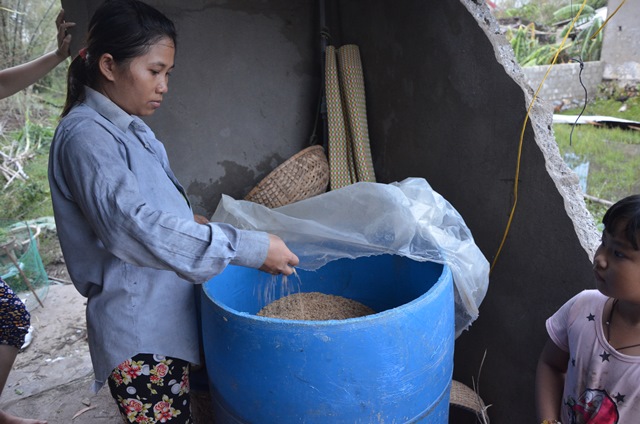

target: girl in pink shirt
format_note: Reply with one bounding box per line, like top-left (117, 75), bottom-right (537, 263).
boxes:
top-left (536, 195), bottom-right (640, 424)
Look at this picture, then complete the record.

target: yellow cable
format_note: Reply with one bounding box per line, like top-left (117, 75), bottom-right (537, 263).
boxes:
top-left (490, 0), bottom-right (589, 274)
top-left (590, 0), bottom-right (626, 40)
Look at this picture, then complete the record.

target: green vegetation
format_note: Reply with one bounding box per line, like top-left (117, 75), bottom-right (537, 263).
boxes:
top-left (1, 0), bottom-right (67, 221)
top-left (498, 0), bottom-right (606, 66)
top-left (553, 92), bottom-right (640, 228)
top-left (0, 1), bottom-right (68, 281)
top-left (498, 0), bottom-right (607, 25)
top-left (495, 2), bottom-right (640, 227)
top-left (0, 117), bottom-right (57, 220)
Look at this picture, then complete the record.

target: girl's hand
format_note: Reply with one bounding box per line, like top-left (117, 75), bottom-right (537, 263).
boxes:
top-left (259, 234), bottom-right (299, 276)
top-left (55, 9), bottom-right (75, 59)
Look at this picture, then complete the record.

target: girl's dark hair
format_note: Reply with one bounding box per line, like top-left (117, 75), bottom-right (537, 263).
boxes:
top-left (602, 194), bottom-right (640, 250)
top-left (61, 0), bottom-right (177, 117)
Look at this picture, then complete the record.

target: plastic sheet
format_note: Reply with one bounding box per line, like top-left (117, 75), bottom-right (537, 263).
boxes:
top-left (211, 177), bottom-right (489, 336)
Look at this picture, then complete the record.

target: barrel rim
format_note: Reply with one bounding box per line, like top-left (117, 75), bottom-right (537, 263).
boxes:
top-left (202, 260), bottom-right (452, 326)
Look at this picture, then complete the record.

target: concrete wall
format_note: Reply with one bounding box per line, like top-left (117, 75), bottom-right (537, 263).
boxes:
top-left (601, 0), bottom-right (640, 83)
top-left (61, 0), bottom-right (601, 422)
top-left (522, 61), bottom-right (604, 105)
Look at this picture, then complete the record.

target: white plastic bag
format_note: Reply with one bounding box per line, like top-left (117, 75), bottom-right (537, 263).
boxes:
top-left (211, 177), bottom-right (489, 336)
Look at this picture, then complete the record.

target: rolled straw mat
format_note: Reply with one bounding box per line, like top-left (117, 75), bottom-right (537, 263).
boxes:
top-left (336, 45), bottom-right (375, 183)
top-left (325, 45), bottom-right (355, 189)
top-left (325, 44), bottom-right (376, 190)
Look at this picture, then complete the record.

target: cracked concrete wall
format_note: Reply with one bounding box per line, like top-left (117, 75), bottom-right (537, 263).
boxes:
top-left (61, 0), bottom-right (601, 422)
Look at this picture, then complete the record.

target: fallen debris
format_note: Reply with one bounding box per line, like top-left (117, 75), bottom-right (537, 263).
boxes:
top-left (584, 193), bottom-right (614, 207)
top-left (72, 405), bottom-right (97, 420)
top-left (553, 114), bottom-right (640, 131)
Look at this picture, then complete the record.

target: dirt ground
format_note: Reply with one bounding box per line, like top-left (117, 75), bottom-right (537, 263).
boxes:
top-left (0, 239), bottom-right (124, 423)
top-left (0, 231), bottom-right (216, 423)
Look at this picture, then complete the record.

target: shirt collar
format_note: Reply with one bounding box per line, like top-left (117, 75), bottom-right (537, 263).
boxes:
top-left (83, 87), bottom-right (135, 133)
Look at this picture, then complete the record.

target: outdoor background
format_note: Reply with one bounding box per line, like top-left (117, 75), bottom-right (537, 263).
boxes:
top-left (0, 0), bottom-right (638, 261)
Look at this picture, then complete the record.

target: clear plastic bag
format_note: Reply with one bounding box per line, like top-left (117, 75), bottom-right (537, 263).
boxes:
top-left (211, 177), bottom-right (489, 336)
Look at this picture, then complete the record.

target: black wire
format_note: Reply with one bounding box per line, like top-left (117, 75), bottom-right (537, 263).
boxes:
top-left (569, 57), bottom-right (587, 146)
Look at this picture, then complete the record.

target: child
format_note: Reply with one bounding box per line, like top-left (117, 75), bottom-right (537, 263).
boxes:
top-left (536, 194), bottom-right (640, 423)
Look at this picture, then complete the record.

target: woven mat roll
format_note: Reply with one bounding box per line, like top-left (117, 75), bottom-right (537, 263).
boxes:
top-left (336, 45), bottom-right (376, 184)
top-left (325, 44), bottom-right (376, 190)
top-left (325, 45), bottom-right (356, 190)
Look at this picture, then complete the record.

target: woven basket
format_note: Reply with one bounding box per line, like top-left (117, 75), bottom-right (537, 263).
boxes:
top-left (244, 145), bottom-right (329, 208)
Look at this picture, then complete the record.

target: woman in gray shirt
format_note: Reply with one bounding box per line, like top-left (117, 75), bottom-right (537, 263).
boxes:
top-left (49, 1), bottom-right (298, 422)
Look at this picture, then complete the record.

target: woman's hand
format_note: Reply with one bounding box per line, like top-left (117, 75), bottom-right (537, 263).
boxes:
top-left (259, 234), bottom-right (299, 276)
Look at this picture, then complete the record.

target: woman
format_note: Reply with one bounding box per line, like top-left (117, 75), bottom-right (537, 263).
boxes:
top-left (49, 1), bottom-right (298, 422)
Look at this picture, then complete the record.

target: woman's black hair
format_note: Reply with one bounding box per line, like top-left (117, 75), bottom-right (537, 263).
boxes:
top-left (602, 194), bottom-right (640, 250)
top-left (61, 0), bottom-right (177, 117)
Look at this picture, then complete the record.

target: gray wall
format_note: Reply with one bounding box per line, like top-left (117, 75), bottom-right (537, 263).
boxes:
top-left (61, 0), bottom-right (600, 422)
top-left (601, 0), bottom-right (640, 83)
top-left (152, 1), bottom-right (320, 215)
top-left (64, 0), bottom-right (320, 216)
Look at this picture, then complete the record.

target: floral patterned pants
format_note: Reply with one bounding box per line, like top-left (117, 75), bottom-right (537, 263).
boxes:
top-left (0, 277), bottom-right (30, 349)
top-left (108, 353), bottom-right (192, 423)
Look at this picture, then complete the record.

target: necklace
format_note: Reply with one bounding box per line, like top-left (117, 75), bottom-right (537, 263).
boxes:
top-left (606, 298), bottom-right (640, 351)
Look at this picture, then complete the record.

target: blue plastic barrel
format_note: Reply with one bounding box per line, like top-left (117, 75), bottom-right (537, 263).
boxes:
top-left (200, 254), bottom-right (454, 423)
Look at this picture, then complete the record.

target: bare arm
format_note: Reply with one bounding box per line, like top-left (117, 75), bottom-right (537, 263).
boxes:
top-left (194, 215), bottom-right (298, 275)
top-left (535, 337), bottom-right (569, 422)
top-left (0, 10), bottom-right (75, 100)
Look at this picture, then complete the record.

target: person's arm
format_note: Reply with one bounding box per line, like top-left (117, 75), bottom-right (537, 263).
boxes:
top-left (192, 215), bottom-right (298, 275)
top-left (535, 337), bottom-right (569, 423)
top-left (0, 9), bottom-right (75, 100)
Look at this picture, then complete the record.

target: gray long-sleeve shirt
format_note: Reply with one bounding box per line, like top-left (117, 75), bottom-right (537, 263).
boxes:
top-left (48, 87), bottom-right (269, 391)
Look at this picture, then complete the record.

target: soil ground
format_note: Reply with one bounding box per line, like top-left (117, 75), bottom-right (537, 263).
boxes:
top-left (0, 231), bottom-right (124, 423)
top-left (0, 231), bottom-right (215, 423)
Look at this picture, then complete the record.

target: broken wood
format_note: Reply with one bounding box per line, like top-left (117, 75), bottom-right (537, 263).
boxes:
top-left (583, 193), bottom-right (614, 207)
top-left (48, 275), bottom-right (72, 285)
top-left (72, 405), bottom-right (97, 419)
top-left (1, 241), bottom-right (45, 308)
top-left (0, 147), bottom-right (31, 188)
